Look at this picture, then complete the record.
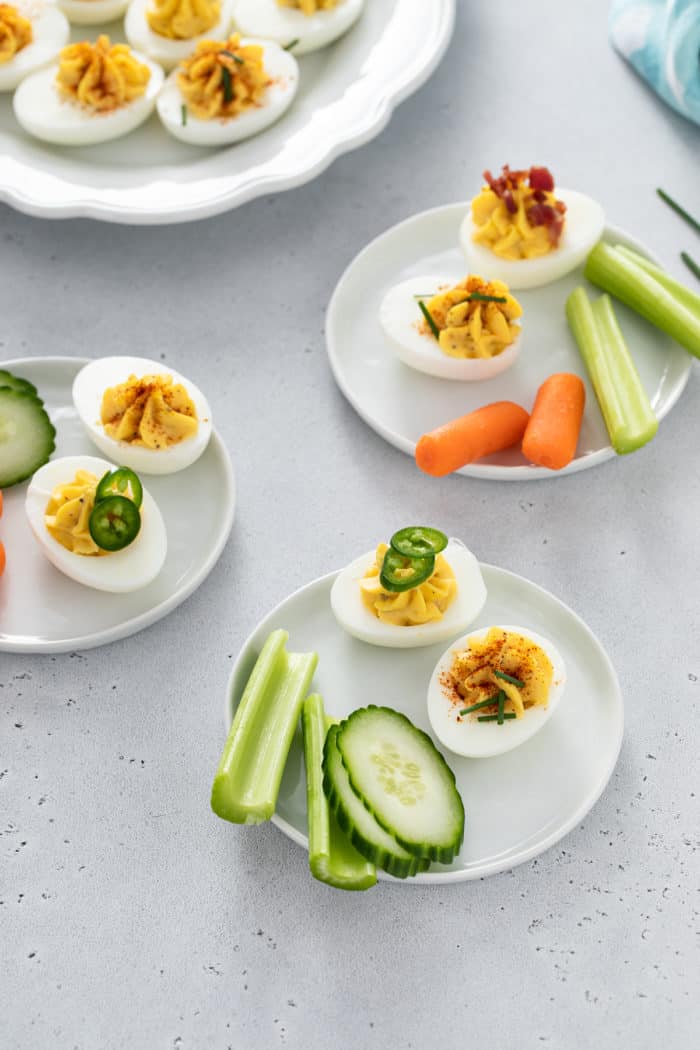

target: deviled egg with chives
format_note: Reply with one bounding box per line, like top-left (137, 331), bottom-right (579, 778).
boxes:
top-left (233, 0), bottom-right (364, 55)
top-left (0, 0), bottom-right (69, 92)
top-left (125, 0), bottom-right (235, 71)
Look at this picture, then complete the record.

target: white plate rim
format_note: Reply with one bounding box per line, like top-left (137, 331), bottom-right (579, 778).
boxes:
top-left (0, 0), bottom-right (456, 224)
top-left (325, 203), bottom-right (692, 481)
top-left (225, 562), bottom-right (625, 884)
top-left (0, 354), bottom-right (236, 653)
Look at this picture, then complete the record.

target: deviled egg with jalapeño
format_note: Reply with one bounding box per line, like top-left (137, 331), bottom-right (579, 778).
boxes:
top-left (232, 0), bottom-right (364, 56)
top-left (0, 0), bottom-right (69, 93)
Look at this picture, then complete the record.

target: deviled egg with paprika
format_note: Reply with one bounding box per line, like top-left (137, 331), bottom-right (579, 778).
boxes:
top-left (125, 0), bottom-right (235, 71)
top-left (0, 0), bottom-right (69, 92)
top-left (232, 0), bottom-right (364, 56)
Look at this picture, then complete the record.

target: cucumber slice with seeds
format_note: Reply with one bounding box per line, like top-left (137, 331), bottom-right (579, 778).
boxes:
top-left (0, 388), bottom-right (56, 488)
top-left (336, 706), bottom-right (464, 864)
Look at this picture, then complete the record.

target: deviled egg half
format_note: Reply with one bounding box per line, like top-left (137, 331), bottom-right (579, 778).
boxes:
top-left (380, 274), bottom-right (523, 381)
top-left (72, 356), bottom-right (213, 476)
top-left (125, 0), bottom-right (234, 71)
top-left (25, 455), bottom-right (167, 593)
top-left (0, 0), bottom-right (69, 93)
top-left (331, 528), bottom-right (487, 649)
top-left (233, 0), bottom-right (364, 56)
top-left (427, 625), bottom-right (566, 758)
top-left (460, 164), bottom-right (605, 290)
top-left (13, 35), bottom-right (163, 146)
top-left (56, 0), bottom-right (129, 25)
top-left (157, 34), bottom-right (299, 146)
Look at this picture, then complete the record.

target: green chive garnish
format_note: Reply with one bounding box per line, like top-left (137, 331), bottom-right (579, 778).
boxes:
top-left (417, 299), bottom-right (441, 340)
top-left (657, 188), bottom-right (700, 235)
top-left (497, 690), bottom-right (505, 725)
top-left (459, 696), bottom-right (498, 716)
top-left (468, 292), bottom-right (508, 304)
top-left (180, 104), bottom-right (187, 126)
top-left (477, 713), bottom-right (517, 723)
top-left (494, 669), bottom-right (524, 688)
top-left (219, 49), bottom-right (244, 65)
top-left (221, 65), bottom-right (234, 103)
top-left (681, 251), bottom-right (700, 283)
top-left (284, 38), bottom-right (300, 51)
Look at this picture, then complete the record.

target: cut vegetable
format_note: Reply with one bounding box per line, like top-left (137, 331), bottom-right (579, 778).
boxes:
top-left (211, 629), bottom-right (318, 825)
top-left (0, 370), bottom-right (39, 399)
top-left (335, 706), bottom-right (464, 863)
top-left (302, 695), bottom-right (376, 891)
top-left (584, 242), bottom-right (700, 360)
top-left (614, 246), bottom-right (700, 320)
top-left (416, 400), bottom-right (530, 476)
top-left (322, 724), bottom-right (430, 878)
top-left (0, 388), bottom-right (56, 488)
top-left (566, 287), bottom-right (658, 455)
top-left (521, 373), bottom-right (586, 470)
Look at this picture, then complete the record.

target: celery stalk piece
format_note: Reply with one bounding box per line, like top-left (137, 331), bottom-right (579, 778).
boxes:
top-left (301, 695), bottom-right (377, 891)
top-left (614, 245), bottom-right (700, 320)
top-left (565, 287), bottom-right (658, 455)
top-left (211, 629), bottom-right (318, 825)
top-left (584, 242), bottom-right (700, 359)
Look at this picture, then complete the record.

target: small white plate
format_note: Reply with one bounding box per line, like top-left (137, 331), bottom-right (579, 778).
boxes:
top-left (226, 562), bottom-right (624, 884)
top-left (0, 356), bottom-right (235, 652)
top-left (326, 203), bottom-right (692, 480)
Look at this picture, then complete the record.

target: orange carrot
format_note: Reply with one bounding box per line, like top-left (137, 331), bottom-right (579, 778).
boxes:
top-left (416, 401), bottom-right (530, 476)
top-left (0, 541), bottom-right (5, 577)
top-left (522, 373), bottom-right (586, 470)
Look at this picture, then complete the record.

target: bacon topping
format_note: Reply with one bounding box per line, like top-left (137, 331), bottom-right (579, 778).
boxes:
top-left (481, 164), bottom-right (566, 244)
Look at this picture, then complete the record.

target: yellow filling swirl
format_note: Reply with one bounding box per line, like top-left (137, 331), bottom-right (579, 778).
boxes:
top-left (449, 628), bottom-right (553, 719)
top-left (0, 3), bottom-right (32, 64)
top-left (424, 276), bottom-right (522, 359)
top-left (56, 36), bottom-right (151, 112)
top-left (277, 0), bottom-right (341, 12)
top-left (360, 544), bottom-right (457, 626)
top-left (45, 470), bottom-right (103, 557)
top-left (147, 0), bottom-right (220, 41)
top-left (177, 34), bottom-right (268, 121)
top-left (100, 374), bottom-right (198, 450)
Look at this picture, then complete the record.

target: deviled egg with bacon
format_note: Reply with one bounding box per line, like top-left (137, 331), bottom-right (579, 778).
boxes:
top-left (0, 0), bottom-right (69, 93)
top-left (233, 0), bottom-right (364, 55)
top-left (157, 33), bottom-right (299, 146)
top-left (13, 35), bottom-right (163, 145)
top-left (125, 0), bottom-right (235, 71)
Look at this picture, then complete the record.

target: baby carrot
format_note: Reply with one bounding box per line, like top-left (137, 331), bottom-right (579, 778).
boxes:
top-left (522, 373), bottom-right (586, 470)
top-left (0, 541), bottom-right (5, 577)
top-left (416, 401), bottom-right (530, 476)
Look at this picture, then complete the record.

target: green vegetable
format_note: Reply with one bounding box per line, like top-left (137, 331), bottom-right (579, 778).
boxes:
top-left (584, 241), bottom-right (700, 359)
top-left (496, 690), bottom-right (506, 725)
top-left (467, 292), bottom-right (508, 304)
top-left (220, 65), bottom-right (234, 103)
top-left (656, 188), bottom-right (700, 235)
top-left (494, 670), bottom-right (524, 688)
top-left (283, 38), bottom-right (300, 51)
top-left (88, 494), bottom-right (141, 551)
top-left (614, 246), bottom-right (700, 319)
top-left (390, 526), bottom-right (448, 559)
top-left (211, 630), bottom-right (318, 825)
top-left (180, 104), bottom-right (187, 127)
top-left (302, 695), bottom-right (376, 891)
top-left (0, 369), bottom-right (38, 398)
top-left (335, 706), bottom-right (465, 864)
top-left (566, 286), bottom-right (658, 455)
top-left (219, 49), bottom-right (244, 65)
top-left (417, 299), bottom-right (441, 340)
top-left (459, 696), bottom-right (498, 716)
top-left (477, 713), bottom-right (517, 723)
top-left (96, 467), bottom-right (143, 509)
top-left (380, 548), bottom-right (435, 593)
top-left (681, 252), bottom-right (700, 284)
top-left (0, 387), bottom-right (56, 488)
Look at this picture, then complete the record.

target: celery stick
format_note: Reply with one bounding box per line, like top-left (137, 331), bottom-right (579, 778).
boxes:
top-left (566, 287), bottom-right (657, 455)
top-left (614, 245), bottom-right (700, 320)
top-left (301, 696), bottom-right (376, 891)
top-left (211, 629), bottom-right (318, 825)
top-left (584, 242), bottom-right (700, 359)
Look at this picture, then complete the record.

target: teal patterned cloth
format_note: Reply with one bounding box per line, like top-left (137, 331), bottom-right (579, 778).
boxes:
top-left (610, 0), bottom-right (700, 125)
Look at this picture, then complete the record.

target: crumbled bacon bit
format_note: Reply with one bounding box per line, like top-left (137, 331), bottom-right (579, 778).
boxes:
top-left (526, 202), bottom-right (566, 244)
top-left (529, 166), bottom-right (555, 192)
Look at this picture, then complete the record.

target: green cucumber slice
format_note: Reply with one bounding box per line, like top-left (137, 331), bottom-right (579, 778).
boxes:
top-left (322, 725), bottom-right (430, 879)
top-left (0, 388), bottom-right (56, 488)
top-left (0, 369), bottom-right (39, 399)
top-left (336, 706), bottom-right (464, 864)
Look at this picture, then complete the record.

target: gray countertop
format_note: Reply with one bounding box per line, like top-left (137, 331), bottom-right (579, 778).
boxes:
top-left (2, 1), bottom-right (699, 1047)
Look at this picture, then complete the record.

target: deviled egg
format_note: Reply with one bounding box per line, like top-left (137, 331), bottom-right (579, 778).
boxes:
top-left (72, 356), bottom-right (213, 476)
top-left (460, 165), bottom-right (605, 290)
top-left (157, 34), bottom-right (298, 146)
top-left (13, 35), bottom-right (163, 146)
top-left (232, 0), bottom-right (364, 56)
top-left (427, 625), bottom-right (566, 758)
top-left (125, 0), bottom-right (234, 71)
top-left (380, 274), bottom-right (523, 381)
top-left (331, 529), bottom-right (487, 649)
top-left (0, 0), bottom-right (69, 93)
top-left (25, 455), bottom-right (167, 593)
top-left (56, 0), bottom-right (129, 25)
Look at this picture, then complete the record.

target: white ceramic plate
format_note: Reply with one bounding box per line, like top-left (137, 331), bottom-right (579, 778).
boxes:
top-left (326, 204), bottom-right (692, 480)
top-left (0, 1), bottom-right (455, 223)
top-left (0, 356), bottom-right (235, 652)
top-left (226, 562), bottom-right (624, 883)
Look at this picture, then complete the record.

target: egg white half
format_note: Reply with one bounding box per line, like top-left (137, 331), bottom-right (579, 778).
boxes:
top-left (124, 0), bottom-right (234, 70)
top-left (460, 189), bottom-right (606, 290)
top-left (232, 0), bottom-right (363, 55)
top-left (25, 455), bottom-right (167, 593)
top-left (56, 0), bottom-right (129, 24)
top-left (330, 540), bottom-right (488, 649)
top-left (380, 275), bottom-right (523, 382)
top-left (0, 2), bottom-right (69, 93)
top-left (72, 356), bottom-right (213, 476)
top-left (13, 52), bottom-right (163, 145)
top-left (427, 624), bottom-right (567, 759)
top-left (157, 39), bottom-right (298, 146)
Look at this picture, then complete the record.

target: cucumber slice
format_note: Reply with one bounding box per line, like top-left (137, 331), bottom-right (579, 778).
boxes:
top-left (323, 724), bottom-right (430, 879)
top-left (0, 389), bottom-right (56, 488)
top-left (0, 370), bottom-right (39, 399)
top-left (336, 706), bottom-right (464, 864)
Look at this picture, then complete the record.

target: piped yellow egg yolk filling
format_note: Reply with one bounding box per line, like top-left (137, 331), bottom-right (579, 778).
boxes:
top-left (56, 36), bottom-right (151, 112)
top-left (471, 165), bottom-right (567, 260)
top-left (100, 374), bottom-right (198, 450)
top-left (360, 544), bottom-right (457, 627)
top-left (423, 276), bottom-right (522, 359)
top-left (147, 0), bottom-right (220, 42)
top-left (45, 470), bottom-right (103, 557)
top-left (449, 628), bottom-right (553, 720)
top-left (0, 4), bottom-right (32, 64)
top-left (177, 35), bottom-right (268, 121)
top-left (277, 0), bottom-right (341, 12)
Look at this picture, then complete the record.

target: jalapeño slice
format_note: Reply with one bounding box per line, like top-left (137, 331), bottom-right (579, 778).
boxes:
top-left (379, 549), bottom-right (435, 593)
top-left (96, 468), bottom-right (143, 509)
top-left (89, 495), bottom-right (141, 552)
top-left (390, 526), bottom-right (448, 559)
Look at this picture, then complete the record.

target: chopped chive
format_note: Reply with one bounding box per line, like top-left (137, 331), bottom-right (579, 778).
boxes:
top-left (496, 690), bottom-right (505, 725)
top-left (413, 293), bottom-right (437, 299)
top-left (417, 299), bottom-right (441, 340)
top-left (467, 292), bottom-right (508, 304)
top-left (681, 251), bottom-right (700, 283)
top-left (220, 64), bottom-right (234, 103)
top-left (283, 38), bottom-right (300, 51)
top-left (180, 104), bottom-right (187, 126)
top-left (459, 696), bottom-right (498, 716)
top-left (494, 669), bottom-right (524, 688)
top-left (657, 188), bottom-right (700, 235)
top-left (477, 713), bottom-right (517, 723)
top-left (219, 49), bottom-right (244, 65)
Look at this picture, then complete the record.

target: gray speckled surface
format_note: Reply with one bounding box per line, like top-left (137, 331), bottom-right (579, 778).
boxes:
top-left (2, 1), bottom-right (699, 1047)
